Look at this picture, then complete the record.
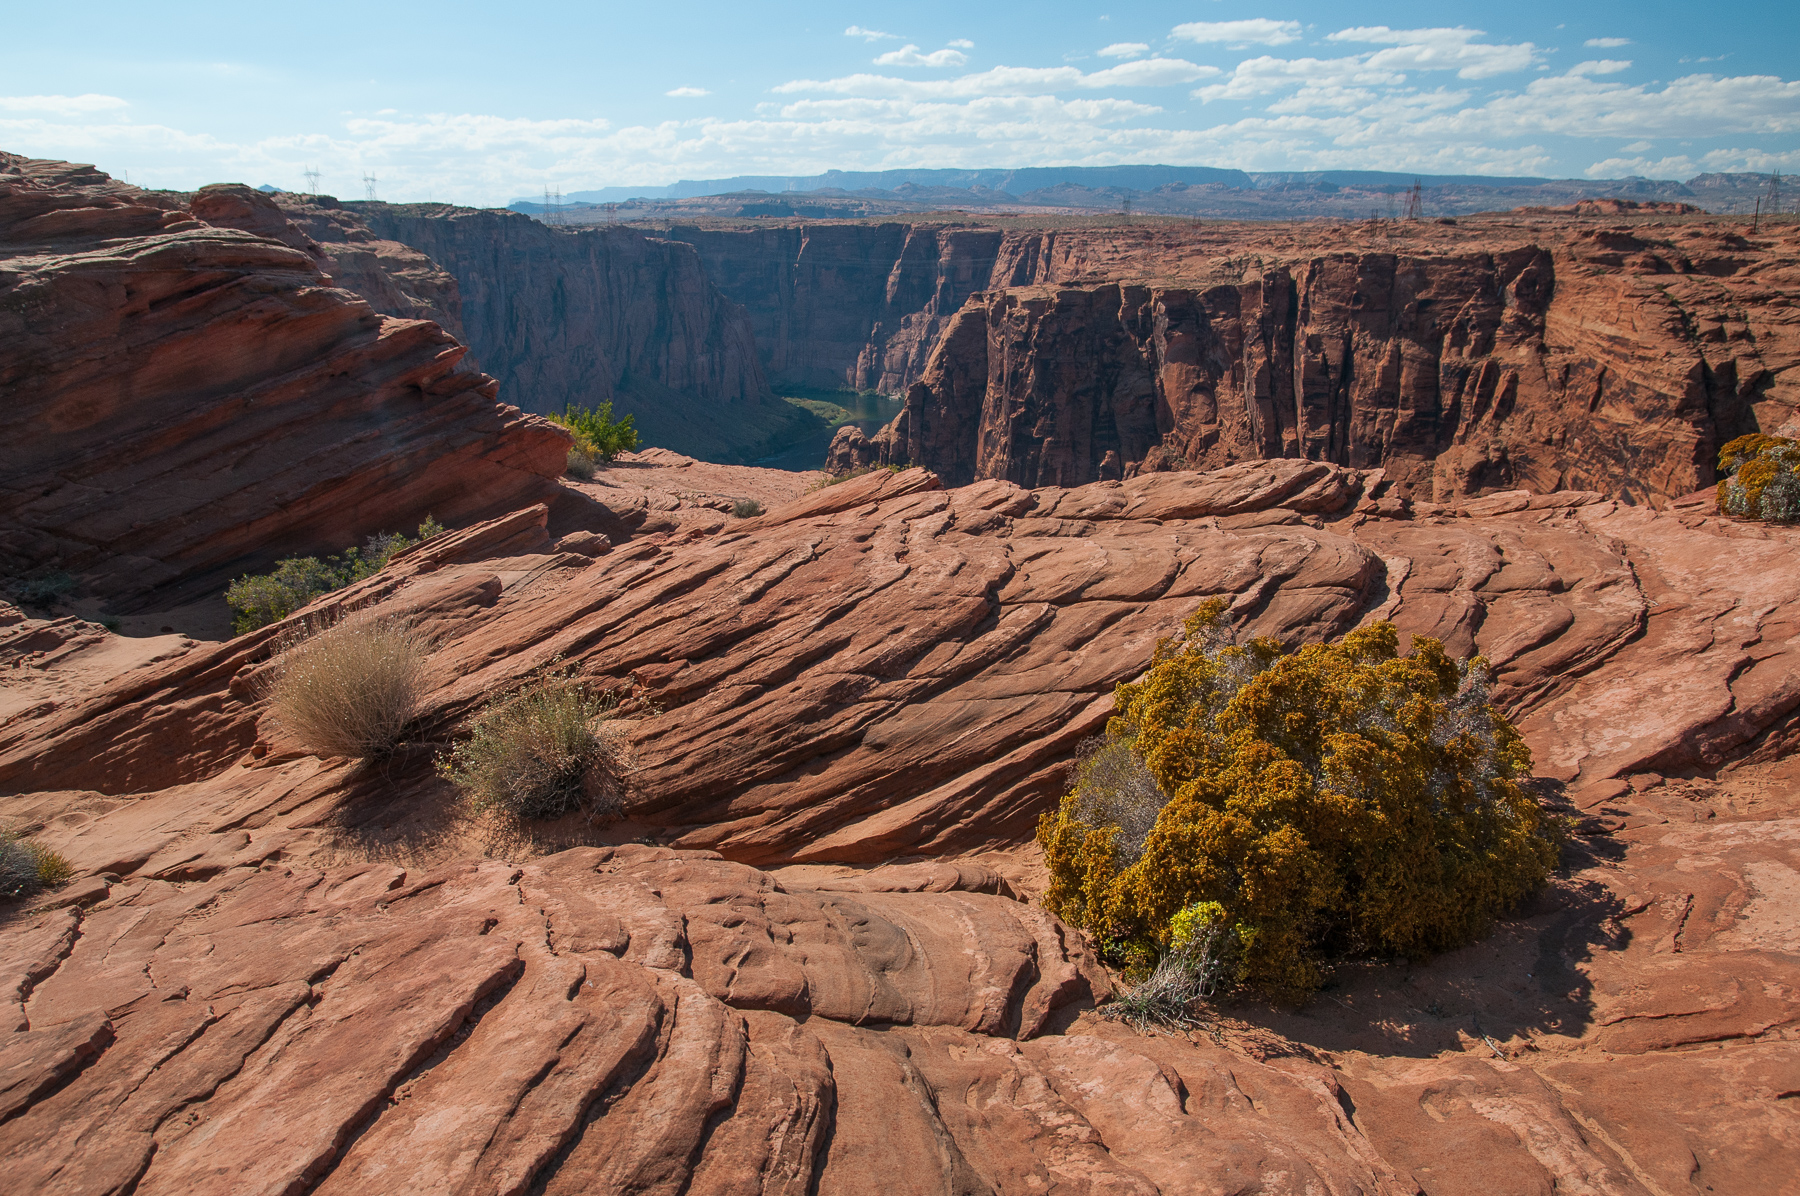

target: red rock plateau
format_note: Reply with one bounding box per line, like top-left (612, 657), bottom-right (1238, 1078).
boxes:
top-left (2, 152), bottom-right (1799, 1193)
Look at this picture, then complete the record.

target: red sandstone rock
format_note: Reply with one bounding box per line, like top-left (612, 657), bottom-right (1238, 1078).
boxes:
top-left (0, 452), bottom-right (1797, 1190)
top-left (874, 221), bottom-right (1800, 502)
top-left (0, 153), bottom-right (601, 612)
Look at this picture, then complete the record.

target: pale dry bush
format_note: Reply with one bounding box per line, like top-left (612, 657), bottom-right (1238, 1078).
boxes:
top-left (438, 677), bottom-right (623, 821)
top-left (267, 616), bottom-right (431, 759)
top-left (1067, 737), bottom-right (1169, 864)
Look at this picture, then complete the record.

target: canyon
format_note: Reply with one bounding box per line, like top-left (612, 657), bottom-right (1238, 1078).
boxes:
top-left (1, 150), bottom-right (1798, 1194)
top-left (295, 197), bottom-right (1800, 508)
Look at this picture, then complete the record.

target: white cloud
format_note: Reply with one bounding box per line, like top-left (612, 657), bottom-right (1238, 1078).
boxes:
top-left (1584, 37), bottom-right (1632, 48)
top-left (1171, 19), bottom-right (1302, 47)
top-left (1566, 60), bottom-right (1631, 76)
top-left (666, 87), bottom-right (711, 97)
top-left (1098, 43), bottom-right (1150, 59)
top-left (873, 44), bottom-right (969, 68)
top-left (844, 26), bottom-right (897, 42)
top-left (1328, 26), bottom-right (1537, 79)
top-left (948, 39), bottom-right (974, 49)
top-left (777, 58), bottom-right (1216, 99)
top-left (1193, 56), bottom-right (1407, 103)
top-left (0, 93), bottom-right (130, 117)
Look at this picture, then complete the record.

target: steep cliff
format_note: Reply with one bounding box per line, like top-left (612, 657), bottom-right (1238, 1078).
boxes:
top-left (863, 222), bottom-right (1800, 502)
top-left (0, 154), bottom-right (587, 612)
top-left (348, 204), bottom-right (813, 462)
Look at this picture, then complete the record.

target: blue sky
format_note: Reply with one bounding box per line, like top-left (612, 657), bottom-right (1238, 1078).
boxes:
top-left (4, 1), bottom-right (1797, 205)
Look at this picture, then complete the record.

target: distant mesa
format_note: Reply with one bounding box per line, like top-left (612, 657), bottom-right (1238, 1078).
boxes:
top-left (510, 162), bottom-right (1772, 222)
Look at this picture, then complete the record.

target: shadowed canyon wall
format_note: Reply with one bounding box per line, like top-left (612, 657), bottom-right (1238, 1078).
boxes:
top-left (345, 204), bottom-right (814, 462)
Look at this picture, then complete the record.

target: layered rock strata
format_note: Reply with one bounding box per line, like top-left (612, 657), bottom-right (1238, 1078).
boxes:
top-left (3, 461), bottom-right (1794, 858)
top-left (866, 222), bottom-right (1800, 502)
top-left (0, 154), bottom-right (586, 611)
top-left (1, 460), bottom-right (1796, 1192)
top-left (347, 203), bottom-right (814, 462)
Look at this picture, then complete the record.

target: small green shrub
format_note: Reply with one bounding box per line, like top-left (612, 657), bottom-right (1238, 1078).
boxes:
top-left (731, 498), bottom-right (764, 518)
top-left (1039, 598), bottom-right (1561, 997)
top-left (0, 830), bottom-right (73, 901)
top-left (226, 518), bottom-right (446, 634)
top-left (267, 616), bottom-right (431, 760)
top-left (550, 402), bottom-right (639, 462)
top-left (4, 569), bottom-right (75, 609)
top-left (438, 676), bottom-right (621, 820)
top-left (1718, 434), bottom-right (1800, 523)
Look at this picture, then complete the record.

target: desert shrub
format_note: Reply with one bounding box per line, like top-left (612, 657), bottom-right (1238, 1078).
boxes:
top-left (226, 517), bottom-right (446, 634)
top-left (1718, 434), bottom-right (1800, 523)
top-left (4, 569), bottom-right (75, 609)
top-left (731, 498), bottom-right (764, 518)
top-left (550, 402), bottom-right (639, 462)
top-left (808, 463), bottom-right (904, 491)
top-left (1104, 900), bottom-right (1240, 1030)
top-left (0, 830), bottom-right (73, 900)
top-left (564, 435), bottom-right (598, 479)
top-left (437, 676), bottom-right (621, 819)
top-left (1039, 598), bottom-right (1560, 997)
top-left (266, 617), bottom-right (430, 760)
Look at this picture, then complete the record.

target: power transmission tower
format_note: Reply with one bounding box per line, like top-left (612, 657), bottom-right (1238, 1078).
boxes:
top-left (303, 166), bottom-right (321, 194)
top-left (1405, 179), bottom-right (1424, 220)
top-left (1768, 171), bottom-right (1784, 222)
top-left (362, 173), bottom-right (378, 201)
top-left (1122, 194), bottom-right (1133, 221)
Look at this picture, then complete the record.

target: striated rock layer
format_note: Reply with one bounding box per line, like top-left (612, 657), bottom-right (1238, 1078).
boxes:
top-left (1, 459), bottom-right (1797, 1192)
top-left (0, 154), bottom-right (589, 611)
top-left (345, 202), bottom-right (817, 462)
top-left (857, 220), bottom-right (1800, 503)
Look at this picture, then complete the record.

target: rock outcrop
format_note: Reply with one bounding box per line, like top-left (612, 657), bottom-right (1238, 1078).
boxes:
top-left (0, 154), bottom-right (588, 611)
top-left (2, 458), bottom-right (1797, 1192)
top-left (868, 222), bottom-right (1800, 502)
top-left (345, 203), bottom-right (815, 463)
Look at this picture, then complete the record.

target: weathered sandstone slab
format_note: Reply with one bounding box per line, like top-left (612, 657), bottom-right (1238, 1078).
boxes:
top-left (0, 153), bottom-right (590, 611)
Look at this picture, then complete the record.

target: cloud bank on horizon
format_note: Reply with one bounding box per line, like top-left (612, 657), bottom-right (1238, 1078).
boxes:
top-left (3, 0), bottom-right (1798, 205)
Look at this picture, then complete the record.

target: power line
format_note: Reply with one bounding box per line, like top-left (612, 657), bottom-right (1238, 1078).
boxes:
top-left (303, 166), bottom-right (321, 194)
top-left (362, 173), bottom-right (378, 201)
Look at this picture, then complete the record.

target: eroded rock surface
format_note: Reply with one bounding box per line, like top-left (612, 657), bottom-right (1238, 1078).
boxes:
top-left (1, 454), bottom-right (1797, 1191)
top-left (0, 154), bottom-right (585, 611)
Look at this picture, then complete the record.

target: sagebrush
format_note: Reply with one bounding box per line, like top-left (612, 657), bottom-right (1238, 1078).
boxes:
top-left (266, 617), bottom-right (431, 760)
top-left (1718, 434), bottom-right (1800, 523)
top-left (438, 676), bottom-right (623, 820)
top-left (0, 830), bottom-right (74, 900)
top-left (225, 517), bottom-right (446, 634)
top-left (1039, 598), bottom-right (1561, 997)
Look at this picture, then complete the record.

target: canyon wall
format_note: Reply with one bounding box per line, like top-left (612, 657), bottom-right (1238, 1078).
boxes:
top-left (851, 223), bottom-right (1800, 503)
top-left (0, 155), bottom-right (588, 611)
top-left (350, 205), bottom-right (812, 462)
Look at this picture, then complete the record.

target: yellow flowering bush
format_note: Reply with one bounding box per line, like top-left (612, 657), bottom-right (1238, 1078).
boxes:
top-left (1039, 598), bottom-right (1561, 996)
top-left (1717, 434), bottom-right (1800, 523)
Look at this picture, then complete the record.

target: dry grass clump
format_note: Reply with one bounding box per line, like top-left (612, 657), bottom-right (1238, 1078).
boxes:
top-left (267, 616), bottom-right (431, 760)
top-left (438, 676), bottom-right (623, 820)
top-left (0, 830), bottom-right (74, 901)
